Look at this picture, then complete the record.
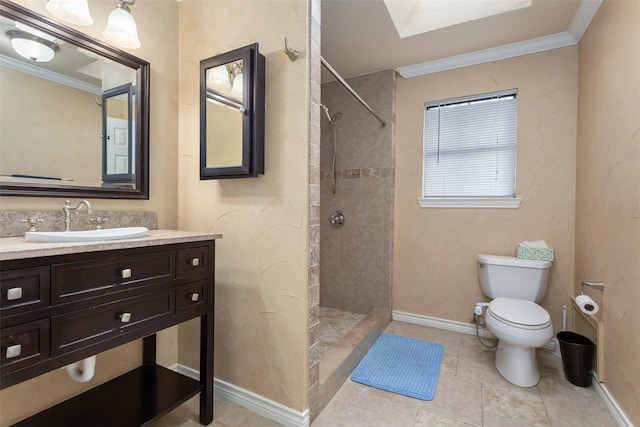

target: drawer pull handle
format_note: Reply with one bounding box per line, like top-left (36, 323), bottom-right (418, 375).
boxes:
top-left (191, 258), bottom-right (200, 267)
top-left (120, 269), bottom-right (132, 279)
top-left (117, 312), bottom-right (132, 323)
top-left (7, 287), bottom-right (23, 301)
top-left (187, 292), bottom-right (200, 302)
top-left (6, 344), bottom-right (22, 359)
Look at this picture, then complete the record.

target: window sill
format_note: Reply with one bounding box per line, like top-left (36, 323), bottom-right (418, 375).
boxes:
top-left (417, 197), bottom-right (522, 209)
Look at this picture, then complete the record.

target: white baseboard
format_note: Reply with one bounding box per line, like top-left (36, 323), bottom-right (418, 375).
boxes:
top-left (393, 310), bottom-right (496, 338)
top-left (170, 364), bottom-right (309, 427)
top-left (392, 310), bottom-right (556, 351)
top-left (592, 373), bottom-right (634, 427)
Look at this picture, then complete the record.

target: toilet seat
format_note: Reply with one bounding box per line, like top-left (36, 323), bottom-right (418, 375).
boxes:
top-left (488, 297), bottom-right (551, 330)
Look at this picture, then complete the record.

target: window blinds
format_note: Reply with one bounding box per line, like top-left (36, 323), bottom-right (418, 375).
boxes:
top-left (423, 91), bottom-right (517, 198)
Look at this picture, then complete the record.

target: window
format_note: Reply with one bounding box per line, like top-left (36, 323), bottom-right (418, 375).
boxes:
top-left (419, 89), bottom-right (521, 208)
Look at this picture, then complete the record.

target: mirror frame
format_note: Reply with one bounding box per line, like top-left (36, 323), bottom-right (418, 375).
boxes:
top-left (200, 43), bottom-right (265, 180)
top-left (0, 0), bottom-right (150, 199)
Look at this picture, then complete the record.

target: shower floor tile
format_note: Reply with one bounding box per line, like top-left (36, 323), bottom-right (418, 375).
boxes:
top-left (319, 307), bottom-right (367, 357)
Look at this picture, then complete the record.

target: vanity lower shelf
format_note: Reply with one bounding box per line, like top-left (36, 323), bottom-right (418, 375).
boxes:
top-left (12, 364), bottom-right (199, 427)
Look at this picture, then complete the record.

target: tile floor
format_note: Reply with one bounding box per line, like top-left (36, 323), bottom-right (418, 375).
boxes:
top-left (151, 393), bottom-right (282, 427)
top-left (153, 321), bottom-right (618, 427)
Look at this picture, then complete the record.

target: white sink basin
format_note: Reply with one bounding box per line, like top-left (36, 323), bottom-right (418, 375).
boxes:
top-left (25, 227), bottom-right (149, 243)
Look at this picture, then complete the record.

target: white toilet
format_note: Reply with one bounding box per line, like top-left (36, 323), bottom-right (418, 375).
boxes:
top-left (477, 254), bottom-right (554, 387)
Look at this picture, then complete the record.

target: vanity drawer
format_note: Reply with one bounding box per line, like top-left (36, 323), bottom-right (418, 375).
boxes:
top-left (176, 246), bottom-right (209, 279)
top-left (0, 266), bottom-right (50, 317)
top-left (51, 290), bottom-right (174, 356)
top-left (52, 250), bottom-right (174, 304)
top-left (1, 319), bottom-right (49, 373)
top-left (177, 281), bottom-right (207, 315)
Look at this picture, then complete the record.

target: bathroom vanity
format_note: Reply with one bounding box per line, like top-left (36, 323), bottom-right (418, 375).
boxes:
top-left (0, 230), bottom-right (221, 426)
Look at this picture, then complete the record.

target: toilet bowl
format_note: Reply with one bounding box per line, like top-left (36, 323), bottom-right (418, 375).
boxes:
top-left (485, 297), bottom-right (553, 387)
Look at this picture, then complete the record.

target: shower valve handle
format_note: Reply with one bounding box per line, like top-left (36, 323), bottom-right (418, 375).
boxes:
top-left (329, 210), bottom-right (345, 228)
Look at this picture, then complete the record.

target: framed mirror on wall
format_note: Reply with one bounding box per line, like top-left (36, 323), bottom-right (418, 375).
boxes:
top-left (0, 0), bottom-right (150, 199)
top-left (200, 43), bottom-right (265, 179)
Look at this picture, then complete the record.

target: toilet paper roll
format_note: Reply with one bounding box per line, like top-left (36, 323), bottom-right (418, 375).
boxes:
top-left (576, 294), bottom-right (599, 315)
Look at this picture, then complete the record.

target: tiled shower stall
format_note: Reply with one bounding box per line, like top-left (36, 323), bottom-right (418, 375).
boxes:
top-left (311, 68), bottom-right (395, 416)
top-left (320, 69), bottom-right (395, 315)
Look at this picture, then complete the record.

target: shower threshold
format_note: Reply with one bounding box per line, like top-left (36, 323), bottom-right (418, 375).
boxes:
top-left (319, 307), bottom-right (367, 357)
top-left (317, 307), bottom-right (390, 414)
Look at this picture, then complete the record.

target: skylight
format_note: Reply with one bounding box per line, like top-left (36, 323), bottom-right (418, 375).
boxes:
top-left (383, 0), bottom-right (533, 38)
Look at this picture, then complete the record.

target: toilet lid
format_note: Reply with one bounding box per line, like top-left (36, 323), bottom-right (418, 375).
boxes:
top-left (488, 298), bottom-right (551, 327)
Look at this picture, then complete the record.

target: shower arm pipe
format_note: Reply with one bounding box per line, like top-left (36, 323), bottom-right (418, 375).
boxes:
top-left (320, 56), bottom-right (386, 127)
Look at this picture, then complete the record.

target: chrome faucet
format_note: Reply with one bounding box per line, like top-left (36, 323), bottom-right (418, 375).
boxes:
top-left (63, 199), bottom-right (93, 232)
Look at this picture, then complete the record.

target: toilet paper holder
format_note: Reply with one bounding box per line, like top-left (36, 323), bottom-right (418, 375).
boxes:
top-left (581, 281), bottom-right (605, 294)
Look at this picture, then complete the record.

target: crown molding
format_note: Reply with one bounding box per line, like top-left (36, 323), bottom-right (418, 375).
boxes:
top-left (397, 31), bottom-right (576, 78)
top-left (0, 54), bottom-right (101, 94)
top-left (568, 0), bottom-right (603, 41)
top-left (396, 0), bottom-right (602, 78)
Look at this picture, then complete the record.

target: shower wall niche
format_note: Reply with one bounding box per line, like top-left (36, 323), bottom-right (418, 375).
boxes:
top-left (320, 69), bottom-right (395, 314)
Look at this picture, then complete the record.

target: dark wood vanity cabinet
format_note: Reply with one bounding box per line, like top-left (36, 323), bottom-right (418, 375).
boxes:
top-left (0, 239), bottom-right (215, 426)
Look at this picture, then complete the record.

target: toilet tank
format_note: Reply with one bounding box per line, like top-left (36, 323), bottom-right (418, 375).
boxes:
top-left (477, 254), bottom-right (552, 302)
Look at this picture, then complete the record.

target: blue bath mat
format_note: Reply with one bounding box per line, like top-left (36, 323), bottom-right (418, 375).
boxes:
top-left (350, 333), bottom-right (444, 400)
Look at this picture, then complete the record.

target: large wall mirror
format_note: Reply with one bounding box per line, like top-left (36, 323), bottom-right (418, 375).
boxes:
top-left (200, 43), bottom-right (264, 179)
top-left (0, 1), bottom-right (149, 199)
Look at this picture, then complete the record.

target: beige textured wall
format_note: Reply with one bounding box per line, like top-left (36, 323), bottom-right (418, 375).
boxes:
top-left (394, 47), bottom-right (578, 333)
top-left (0, 1), bottom-right (179, 425)
top-left (177, 0), bottom-right (310, 412)
top-left (576, 0), bottom-right (640, 423)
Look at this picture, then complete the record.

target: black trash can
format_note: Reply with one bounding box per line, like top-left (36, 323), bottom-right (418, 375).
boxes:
top-left (557, 331), bottom-right (595, 387)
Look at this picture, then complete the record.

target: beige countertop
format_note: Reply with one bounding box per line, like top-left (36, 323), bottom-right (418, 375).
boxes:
top-left (0, 229), bottom-right (222, 261)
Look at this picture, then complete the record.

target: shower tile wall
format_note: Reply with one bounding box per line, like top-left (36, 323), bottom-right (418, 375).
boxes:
top-left (320, 69), bottom-right (395, 314)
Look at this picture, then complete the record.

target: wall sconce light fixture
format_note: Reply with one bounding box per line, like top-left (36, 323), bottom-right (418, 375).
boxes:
top-left (207, 65), bottom-right (232, 92)
top-left (207, 61), bottom-right (244, 101)
top-left (103, 0), bottom-right (141, 49)
top-left (44, 0), bottom-right (141, 49)
top-left (46, 0), bottom-right (94, 26)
